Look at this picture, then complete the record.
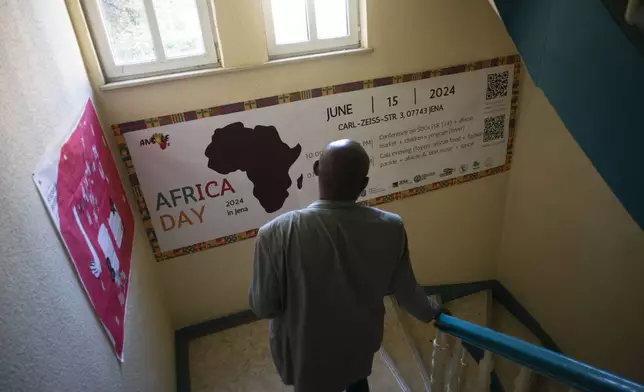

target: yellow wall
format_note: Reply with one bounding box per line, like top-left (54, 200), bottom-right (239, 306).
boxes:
top-left (73, 0), bottom-right (518, 327)
top-left (65, 0), bottom-right (644, 381)
top-left (0, 0), bottom-right (175, 390)
top-left (497, 73), bottom-right (644, 381)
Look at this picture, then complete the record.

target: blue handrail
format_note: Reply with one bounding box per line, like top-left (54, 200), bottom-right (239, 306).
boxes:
top-left (435, 315), bottom-right (644, 392)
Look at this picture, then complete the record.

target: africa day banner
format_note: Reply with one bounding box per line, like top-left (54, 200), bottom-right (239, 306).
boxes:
top-left (115, 56), bottom-right (520, 261)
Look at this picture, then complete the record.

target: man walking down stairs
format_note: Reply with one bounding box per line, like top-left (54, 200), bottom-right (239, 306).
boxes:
top-left (249, 140), bottom-right (448, 392)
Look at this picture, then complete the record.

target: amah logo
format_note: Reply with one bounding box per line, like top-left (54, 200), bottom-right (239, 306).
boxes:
top-left (140, 133), bottom-right (170, 150)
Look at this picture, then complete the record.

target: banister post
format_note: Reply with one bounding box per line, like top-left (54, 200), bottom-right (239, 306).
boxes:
top-left (446, 339), bottom-right (467, 392)
top-left (457, 343), bottom-right (469, 392)
top-left (431, 330), bottom-right (451, 392)
top-left (513, 366), bottom-right (532, 392)
top-left (473, 350), bottom-right (494, 392)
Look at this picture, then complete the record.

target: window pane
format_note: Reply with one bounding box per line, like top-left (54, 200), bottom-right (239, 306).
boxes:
top-left (314, 0), bottom-right (349, 39)
top-left (271, 0), bottom-right (309, 45)
top-left (99, 0), bottom-right (156, 65)
top-left (152, 0), bottom-right (206, 59)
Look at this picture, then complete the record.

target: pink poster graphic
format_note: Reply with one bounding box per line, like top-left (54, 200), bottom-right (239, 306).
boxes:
top-left (33, 99), bottom-right (134, 360)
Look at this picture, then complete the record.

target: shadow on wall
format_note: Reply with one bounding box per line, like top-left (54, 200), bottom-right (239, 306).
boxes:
top-left (495, 0), bottom-right (644, 229)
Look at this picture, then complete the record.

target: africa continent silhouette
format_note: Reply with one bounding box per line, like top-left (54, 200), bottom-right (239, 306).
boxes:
top-left (205, 122), bottom-right (302, 213)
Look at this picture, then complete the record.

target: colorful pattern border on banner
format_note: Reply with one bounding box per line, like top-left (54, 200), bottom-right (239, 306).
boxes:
top-left (113, 55), bottom-right (521, 261)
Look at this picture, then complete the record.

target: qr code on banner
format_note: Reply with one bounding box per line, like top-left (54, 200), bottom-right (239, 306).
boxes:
top-left (486, 70), bottom-right (509, 100)
top-left (484, 114), bottom-right (505, 142)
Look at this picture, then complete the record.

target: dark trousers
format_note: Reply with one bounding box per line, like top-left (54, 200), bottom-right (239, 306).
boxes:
top-left (346, 378), bottom-right (369, 392)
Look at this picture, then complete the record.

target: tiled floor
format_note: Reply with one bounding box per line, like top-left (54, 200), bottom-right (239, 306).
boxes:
top-left (189, 319), bottom-right (401, 392)
top-left (189, 320), bottom-right (287, 392)
top-left (188, 293), bottom-right (490, 392)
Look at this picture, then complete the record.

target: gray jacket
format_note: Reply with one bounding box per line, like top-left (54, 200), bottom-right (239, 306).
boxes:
top-left (249, 200), bottom-right (439, 392)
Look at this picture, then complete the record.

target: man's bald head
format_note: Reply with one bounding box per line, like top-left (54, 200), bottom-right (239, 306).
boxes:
top-left (314, 139), bottom-right (370, 201)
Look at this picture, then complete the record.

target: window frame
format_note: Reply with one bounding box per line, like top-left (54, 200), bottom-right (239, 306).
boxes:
top-left (262, 0), bottom-right (361, 59)
top-left (82, 0), bottom-right (220, 82)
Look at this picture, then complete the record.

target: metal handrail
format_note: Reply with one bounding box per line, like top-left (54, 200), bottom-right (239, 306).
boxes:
top-left (435, 314), bottom-right (644, 392)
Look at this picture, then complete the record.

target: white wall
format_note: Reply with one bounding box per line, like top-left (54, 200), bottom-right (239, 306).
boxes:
top-left (497, 72), bottom-right (644, 381)
top-left (0, 1), bottom-right (175, 390)
top-left (73, 0), bottom-right (517, 328)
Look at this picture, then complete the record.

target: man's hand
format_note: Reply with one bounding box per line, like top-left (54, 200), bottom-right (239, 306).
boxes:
top-left (435, 306), bottom-right (451, 320)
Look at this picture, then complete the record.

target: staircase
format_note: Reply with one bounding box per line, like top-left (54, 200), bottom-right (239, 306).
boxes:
top-left (184, 290), bottom-right (643, 392)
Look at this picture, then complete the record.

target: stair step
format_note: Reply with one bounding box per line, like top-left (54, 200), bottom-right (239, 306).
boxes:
top-left (187, 292), bottom-right (497, 392)
top-left (189, 319), bottom-right (289, 392)
top-left (188, 318), bottom-right (409, 392)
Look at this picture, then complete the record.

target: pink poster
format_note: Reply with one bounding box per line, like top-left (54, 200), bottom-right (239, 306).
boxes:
top-left (33, 99), bottom-right (134, 360)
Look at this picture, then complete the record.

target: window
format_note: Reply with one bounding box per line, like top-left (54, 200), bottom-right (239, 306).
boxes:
top-left (83, 0), bottom-right (219, 81)
top-left (262, 0), bottom-right (360, 58)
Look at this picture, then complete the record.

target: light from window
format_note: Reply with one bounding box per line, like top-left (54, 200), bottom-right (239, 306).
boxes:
top-left (263, 0), bottom-right (360, 58)
top-left (271, 0), bottom-right (309, 45)
top-left (85, 0), bottom-right (219, 81)
top-left (153, 0), bottom-right (206, 59)
top-left (314, 0), bottom-right (349, 39)
top-left (99, 0), bottom-right (156, 65)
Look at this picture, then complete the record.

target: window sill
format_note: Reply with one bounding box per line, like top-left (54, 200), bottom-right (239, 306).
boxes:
top-left (100, 47), bottom-right (374, 91)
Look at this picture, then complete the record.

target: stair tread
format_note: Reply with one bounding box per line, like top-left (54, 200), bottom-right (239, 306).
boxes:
top-left (187, 292), bottom-right (495, 391)
top-left (189, 320), bottom-right (289, 392)
top-left (189, 319), bottom-right (408, 392)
